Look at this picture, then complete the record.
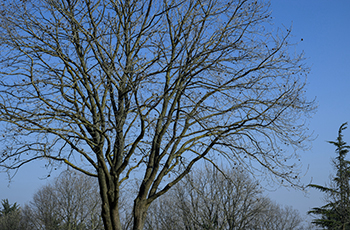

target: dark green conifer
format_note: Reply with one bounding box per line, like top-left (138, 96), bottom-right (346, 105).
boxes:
top-left (0, 199), bottom-right (19, 217)
top-left (309, 123), bottom-right (350, 229)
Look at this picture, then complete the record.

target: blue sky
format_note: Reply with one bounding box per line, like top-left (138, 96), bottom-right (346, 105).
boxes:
top-left (268, 0), bottom-right (350, 219)
top-left (1, 0), bottom-right (350, 223)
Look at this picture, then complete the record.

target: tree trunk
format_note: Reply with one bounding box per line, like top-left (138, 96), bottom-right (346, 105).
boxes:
top-left (101, 200), bottom-right (123, 230)
top-left (132, 197), bottom-right (149, 230)
top-left (98, 168), bottom-right (123, 230)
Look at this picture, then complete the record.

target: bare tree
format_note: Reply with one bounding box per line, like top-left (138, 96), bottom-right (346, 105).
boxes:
top-left (0, 0), bottom-right (315, 229)
top-left (22, 170), bottom-right (103, 230)
top-left (145, 166), bottom-right (306, 230)
top-left (22, 186), bottom-right (63, 230)
top-left (254, 203), bottom-right (306, 230)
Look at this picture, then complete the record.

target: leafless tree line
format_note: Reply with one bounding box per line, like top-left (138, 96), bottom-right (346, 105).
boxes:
top-left (1, 168), bottom-right (315, 230)
top-left (144, 166), bottom-right (313, 230)
top-left (1, 171), bottom-right (103, 230)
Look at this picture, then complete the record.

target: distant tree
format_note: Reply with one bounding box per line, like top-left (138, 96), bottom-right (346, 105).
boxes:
top-left (255, 203), bottom-right (306, 230)
top-left (0, 199), bottom-right (22, 230)
top-left (145, 166), bottom-right (306, 230)
top-left (0, 0), bottom-right (315, 229)
top-left (309, 123), bottom-right (350, 229)
top-left (22, 170), bottom-right (103, 230)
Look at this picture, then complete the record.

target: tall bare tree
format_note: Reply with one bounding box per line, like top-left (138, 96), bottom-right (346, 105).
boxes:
top-left (0, 0), bottom-right (315, 229)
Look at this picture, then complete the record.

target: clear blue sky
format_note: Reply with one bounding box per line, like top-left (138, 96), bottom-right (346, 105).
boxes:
top-left (268, 0), bottom-right (350, 220)
top-left (1, 0), bottom-right (350, 223)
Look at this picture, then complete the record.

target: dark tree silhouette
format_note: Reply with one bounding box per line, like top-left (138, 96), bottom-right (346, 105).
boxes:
top-left (309, 123), bottom-right (350, 229)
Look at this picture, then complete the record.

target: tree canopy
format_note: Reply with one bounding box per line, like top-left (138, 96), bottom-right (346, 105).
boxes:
top-left (0, 0), bottom-right (315, 229)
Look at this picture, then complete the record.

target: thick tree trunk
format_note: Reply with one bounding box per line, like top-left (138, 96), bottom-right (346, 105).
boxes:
top-left (132, 197), bottom-right (149, 230)
top-left (101, 200), bottom-right (123, 230)
top-left (98, 168), bottom-right (123, 230)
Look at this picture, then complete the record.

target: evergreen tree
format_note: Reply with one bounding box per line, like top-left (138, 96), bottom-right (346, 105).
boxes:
top-left (0, 199), bottom-right (22, 230)
top-left (309, 123), bottom-right (350, 229)
top-left (0, 199), bottom-right (19, 217)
